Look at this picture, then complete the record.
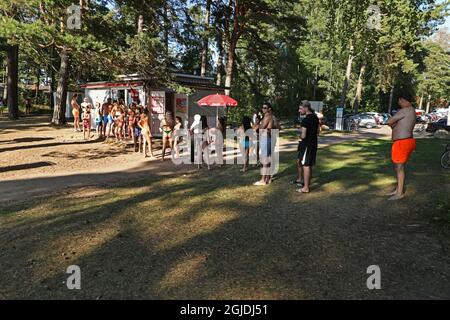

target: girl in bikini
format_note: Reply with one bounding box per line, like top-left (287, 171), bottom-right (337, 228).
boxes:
top-left (71, 94), bottom-right (81, 132)
top-left (237, 116), bottom-right (253, 173)
top-left (138, 112), bottom-right (154, 158)
top-left (160, 111), bottom-right (175, 162)
top-left (114, 104), bottom-right (125, 142)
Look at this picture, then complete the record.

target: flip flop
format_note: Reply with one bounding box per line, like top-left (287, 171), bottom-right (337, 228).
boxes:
top-left (253, 181), bottom-right (267, 186)
top-left (296, 188), bottom-right (310, 193)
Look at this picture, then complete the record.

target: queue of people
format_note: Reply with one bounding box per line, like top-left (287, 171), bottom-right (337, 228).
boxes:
top-left (70, 96), bottom-right (321, 191)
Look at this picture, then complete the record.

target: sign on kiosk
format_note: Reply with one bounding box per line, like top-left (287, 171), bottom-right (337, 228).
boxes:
top-left (149, 91), bottom-right (166, 137)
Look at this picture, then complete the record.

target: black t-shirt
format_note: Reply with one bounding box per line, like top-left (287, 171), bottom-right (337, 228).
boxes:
top-left (300, 113), bottom-right (319, 146)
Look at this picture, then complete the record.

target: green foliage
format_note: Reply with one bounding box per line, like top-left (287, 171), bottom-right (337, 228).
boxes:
top-left (1, 0), bottom-right (448, 119)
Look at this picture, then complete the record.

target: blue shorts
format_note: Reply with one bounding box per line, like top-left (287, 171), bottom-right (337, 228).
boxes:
top-left (260, 136), bottom-right (272, 157)
top-left (134, 127), bottom-right (142, 137)
top-left (242, 138), bottom-right (250, 150)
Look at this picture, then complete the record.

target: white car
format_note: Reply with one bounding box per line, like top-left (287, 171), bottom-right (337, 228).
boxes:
top-left (359, 112), bottom-right (381, 126)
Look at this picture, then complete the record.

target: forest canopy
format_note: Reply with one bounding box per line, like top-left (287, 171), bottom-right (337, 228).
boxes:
top-left (0, 0), bottom-right (449, 122)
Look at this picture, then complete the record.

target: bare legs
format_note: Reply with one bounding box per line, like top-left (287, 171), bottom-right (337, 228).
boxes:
top-left (83, 126), bottom-right (91, 140)
top-left (142, 132), bottom-right (154, 158)
top-left (296, 159), bottom-right (303, 184)
top-left (388, 163), bottom-right (406, 200)
top-left (96, 124), bottom-right (103, 138)
top-left (302, 166), bottom-right (311, 193)
top-left (74, 116), bottom-right (81, 132)
top-left (162, 136), bottom-right (173, 161)
top-left (105, 122), bottom-right (113, 140)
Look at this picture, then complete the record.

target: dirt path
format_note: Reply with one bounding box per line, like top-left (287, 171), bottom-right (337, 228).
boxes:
top-left (0, 116), bottom-right (390, 203)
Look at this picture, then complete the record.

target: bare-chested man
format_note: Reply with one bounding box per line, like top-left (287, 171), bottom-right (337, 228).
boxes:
top-left (386, 92), bottom-right (417, 201)
top-left (254, 102), bottom-right (274, 186)
top-left (102, 98), bottom-right (112, 138)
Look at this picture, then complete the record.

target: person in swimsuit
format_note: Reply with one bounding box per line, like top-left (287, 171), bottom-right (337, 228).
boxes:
top-left (254, 103), bottom-right (274, 186)
top-left (386, 92), bottom-right (417, 201)
top-left (252, 115), bottom-right (262, 166)
top-left (160, 111), bottom-right (175, 162)
top-left (94, 102), bottom-right (103, 138)
top-left (109, 103), bottom-right (118, 141)
top-left (138, 112), bottom-right (154, 158)
top-left (237, 116), bottom-right (253, 173)
top-left (82, 110), bottom-right (91, 140)
top-left (102, 98), bottom-right (112, 137)
top-left (128, 106), bottom-right (136, 141)
top-left (71, 94), bottom-right (81, 132)
top-left (134, 112), bottom-right (143, 153)
top-left (114, 104), bottom-right (125, 142)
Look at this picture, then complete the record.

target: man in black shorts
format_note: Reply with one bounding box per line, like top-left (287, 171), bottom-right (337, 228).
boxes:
top-left (296, 101), bottom-right (319, 193)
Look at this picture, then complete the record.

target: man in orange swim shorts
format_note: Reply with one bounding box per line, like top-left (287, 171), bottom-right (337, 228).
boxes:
top-left (386, 92), bottom-right (417, 201)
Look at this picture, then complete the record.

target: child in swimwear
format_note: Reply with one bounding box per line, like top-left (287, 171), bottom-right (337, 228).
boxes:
top-left (128, 107), bottom-right (136, 141)
top-left (83, 110), bottom-right (91, 140)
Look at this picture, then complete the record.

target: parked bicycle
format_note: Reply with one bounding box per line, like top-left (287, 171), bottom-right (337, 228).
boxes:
top-left (441, 144), bottom-right (450, 169)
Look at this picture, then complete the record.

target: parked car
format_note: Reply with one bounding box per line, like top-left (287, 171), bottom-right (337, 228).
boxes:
top-left (351, 114), bottom-right (378, 129)
top-left (360, 112), bottom-right (382, 125)
top-left (426, 118), bottom-right (450, 133)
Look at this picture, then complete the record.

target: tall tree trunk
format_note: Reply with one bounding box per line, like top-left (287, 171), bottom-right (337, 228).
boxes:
top-left (3, 63), bottom-right (8, 101)
top-left (352, 63), bottom-right (366, 113)
top-left (339, 43), bottom-right (354, 107)
top-left (224, 42), bottom-right (236, 96)
top-left (200, 0), bottom-right (212, 77)
top-left (163, 1), bottom-right (169, 55)
top-left (52, 49), bottom-right (69, 125)
top-left (419, 93), bottom-right (424, 110)
top-left (35, 68), bottom-right (40, 103)
top-left (216, 34), bottom-right (224, 86)
top-left (49, 46), bottom-right (56, 111)
top-left (6, 44), bottom-right (19, 120)
top-left (388, 87), bottom-right (394, 114)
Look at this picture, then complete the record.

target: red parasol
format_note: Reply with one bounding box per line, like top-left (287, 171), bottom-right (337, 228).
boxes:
top-left (197, 94), bottom-right (238, 107)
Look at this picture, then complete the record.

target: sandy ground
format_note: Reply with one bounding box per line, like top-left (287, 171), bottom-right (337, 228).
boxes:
top-left (0, 115), bottom-right (391, 203)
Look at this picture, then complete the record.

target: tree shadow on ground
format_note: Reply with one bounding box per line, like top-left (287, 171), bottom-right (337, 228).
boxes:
top-left (0, 139), bottom-right (449, 299)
